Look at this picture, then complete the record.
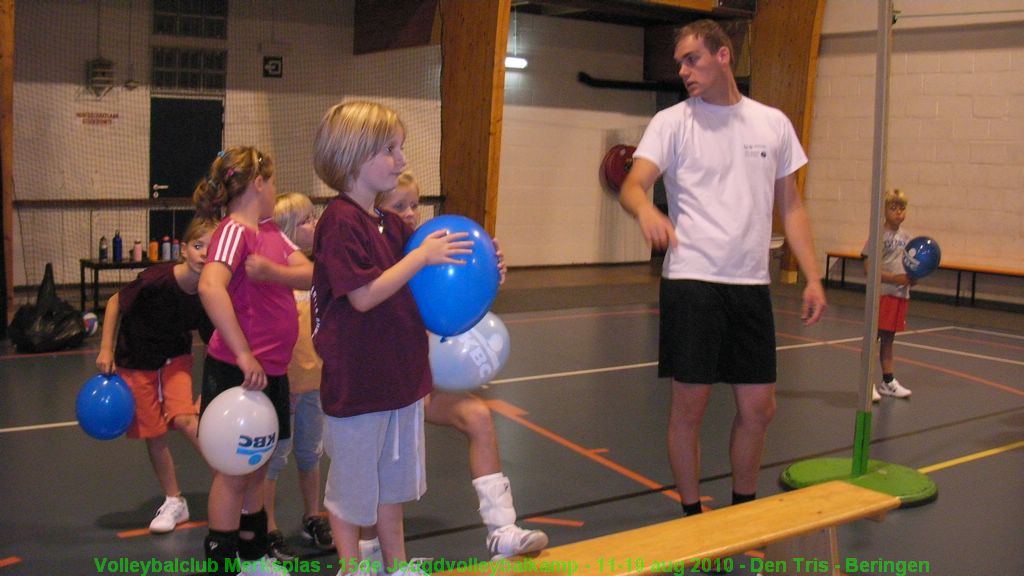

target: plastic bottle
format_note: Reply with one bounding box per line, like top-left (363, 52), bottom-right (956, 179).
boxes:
top-left (148, 239), bottom-right (159, 261)
top-left (112, 231), bottom-right (123, 262)
top-left (99, 235), bottom-right (109, 262)
top-left (161, 236), bottom-right (171, 261)
top-left (171, 239), bottom-right (181, 260)
top-left (132, 240), bottom-right (143, 262)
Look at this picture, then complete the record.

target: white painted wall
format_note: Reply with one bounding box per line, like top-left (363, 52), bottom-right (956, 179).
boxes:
top-left (809, 0), bottom-right (1024, 303)
top-left (497, 13), bottom-right (654, 266)
top-left (11, 1), bottom-right (1023, 304)
top-left (11, 0), bottom-right (442, 290)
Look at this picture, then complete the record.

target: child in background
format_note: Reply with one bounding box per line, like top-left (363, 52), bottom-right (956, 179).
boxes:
top-left (375, 171), bottom-right (548, 560)
top-left (311, 100), bottom-right (473, 576)
top-left (246, 192), bottom-right (333, 560)
top-left (862, 188), bottom-right (914, 402)
top-left (194, 146), bottom-right (313, 575)
top-left (95, 216), bottom-right (218, 534)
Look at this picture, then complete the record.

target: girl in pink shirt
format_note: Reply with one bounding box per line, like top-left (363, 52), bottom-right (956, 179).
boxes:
top-left (193, 146), bottom-right (312, 574)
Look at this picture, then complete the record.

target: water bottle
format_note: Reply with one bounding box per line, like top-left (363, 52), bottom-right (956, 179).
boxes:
top-left (98, 236), bottom-right (109, 262)
top-left (171, 239), bottom-right (181, 260)
top-left (132, 240), bottom-right (143, 262)
top-left (112, 231), bottom-right (123, 262)
top-left (161, 236), bottom-right (171, 261)
top-left (148, 239), bottom-right (159, 261)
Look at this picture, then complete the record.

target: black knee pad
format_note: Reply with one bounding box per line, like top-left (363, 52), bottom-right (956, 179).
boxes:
top-left (238, 509), bottom-right (268, 560)
top-left (204, 529), bottom-right (239, 575)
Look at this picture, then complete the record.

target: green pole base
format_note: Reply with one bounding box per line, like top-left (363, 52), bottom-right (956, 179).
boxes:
top-left (780, 458), bottom-right (938, 507)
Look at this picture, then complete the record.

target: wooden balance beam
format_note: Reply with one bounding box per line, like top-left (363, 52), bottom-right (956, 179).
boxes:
top-left (430, 481), bottom-right (901, 576)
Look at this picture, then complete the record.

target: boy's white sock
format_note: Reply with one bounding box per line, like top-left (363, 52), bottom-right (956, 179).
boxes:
top-left (472, 472), bottom-right (517, 533)
top-left (359, 536), bottom-right (382, 560)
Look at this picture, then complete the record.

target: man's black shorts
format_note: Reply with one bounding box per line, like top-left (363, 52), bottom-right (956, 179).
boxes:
top-left (658, 279), bottom-right (776, 385)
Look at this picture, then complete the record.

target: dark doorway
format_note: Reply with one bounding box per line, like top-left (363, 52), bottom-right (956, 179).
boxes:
top-left (149, 98), bottom-right (223, 243)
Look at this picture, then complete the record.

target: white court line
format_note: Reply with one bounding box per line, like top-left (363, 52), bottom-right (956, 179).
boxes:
top-left (0, 421), bottom-right (78, 434)
top-left (775, 326), bottom-right (957, 352)
top-left (2, 326), bottom-right (1007, 431)
top-left (952, 326), bottom-right (1024, 341)
top-left (492, 327), bottom-right (962, 385)
top-left (896, 341), bottom-right (1024, 367)
top-left (490, 362), bottom-right (658, 385)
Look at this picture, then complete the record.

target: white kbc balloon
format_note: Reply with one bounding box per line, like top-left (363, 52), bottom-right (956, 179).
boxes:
top-left (198, 387), bottom-right (279, 475)
top-left (428, 312), bottom-right (510, 392)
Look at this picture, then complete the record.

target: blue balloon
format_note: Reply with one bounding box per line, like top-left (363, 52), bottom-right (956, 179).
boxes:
top-left (76, 374), bottom-right (135, 440)
top-left (902, 236), bottom-right (942, 280)
top-left (405, 215), bottom-right (500, 337)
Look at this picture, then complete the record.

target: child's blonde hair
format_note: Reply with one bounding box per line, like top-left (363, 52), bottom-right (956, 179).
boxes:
top-left (272, 192), bottom-right (315, 241)
top-left (193, 146), bottom-right (274, 219)
top-left (375, 170), bottom-right (419, 209)
top-left (313, 101), bottom-right (405, 194)
top-left (182, 216), bottom-right (220, 244)
top-left (885, 188), bottom-right (908, 207)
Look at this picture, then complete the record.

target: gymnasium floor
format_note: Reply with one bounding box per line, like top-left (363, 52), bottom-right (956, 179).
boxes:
top-left (1, 264), bottom-right (1021, 575)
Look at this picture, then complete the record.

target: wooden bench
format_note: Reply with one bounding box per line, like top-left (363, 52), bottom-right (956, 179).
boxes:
top-left (432, 481), bottom-right (901, 576)
top-left (824, 250), bottom-right (863, 290)
top-left (825, 250), bottom-right (1024, 306)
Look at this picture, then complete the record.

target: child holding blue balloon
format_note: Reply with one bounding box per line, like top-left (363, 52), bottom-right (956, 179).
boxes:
top-left (376, 172), bottom-right (548, 560)
top-left (194, 146), bottom-right (313, 575)
top-left (311, 101), bottom-right (474, 576)
top-left (95, 216), bottom-right (218, 534)
top-left (862, 189), bottom-right (914, 401)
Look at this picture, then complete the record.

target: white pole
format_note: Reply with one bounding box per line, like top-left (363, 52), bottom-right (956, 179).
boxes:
top-left (853, 0), bottom-right (893, 474)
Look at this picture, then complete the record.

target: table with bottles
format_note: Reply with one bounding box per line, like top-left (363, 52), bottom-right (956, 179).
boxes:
top-left (79, 258), bottom-right (171, 313)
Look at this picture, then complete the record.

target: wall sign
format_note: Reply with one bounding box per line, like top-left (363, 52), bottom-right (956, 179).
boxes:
top-left (263, 56), bottom-right (283, 78)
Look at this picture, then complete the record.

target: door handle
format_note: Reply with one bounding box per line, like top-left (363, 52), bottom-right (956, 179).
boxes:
top-left (152, 184), bottom-right (169, 198)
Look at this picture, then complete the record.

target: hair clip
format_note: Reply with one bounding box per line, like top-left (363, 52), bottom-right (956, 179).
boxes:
top-left (217, 150), bottom-right (225, 158)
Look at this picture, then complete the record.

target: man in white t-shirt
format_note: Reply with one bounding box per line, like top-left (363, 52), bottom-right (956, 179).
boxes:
top-left (619, 19), bottom-right (827, 517)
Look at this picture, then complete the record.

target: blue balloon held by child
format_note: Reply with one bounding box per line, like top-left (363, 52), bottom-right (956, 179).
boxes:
top-left (405, 215), bottom-right (500, 337)
top-left (902, 236), bottom-right (941, 280)
top-left (76, 373), bottom-right (135, 440)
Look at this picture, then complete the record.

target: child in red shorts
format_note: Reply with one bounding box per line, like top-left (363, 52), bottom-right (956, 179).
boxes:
top-left (96, 216), bottom-right (219, 532)
top-left (862, 189), bottom-right (914, 402)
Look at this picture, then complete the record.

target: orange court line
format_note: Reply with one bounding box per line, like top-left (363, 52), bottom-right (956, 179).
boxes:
top-left (0, 558), bottom-right (22, 569)
top-left (118, 520), bottom-right (207, 539)
top-left (485, 399), bottom-right (680, 502)
top-left (525, 517), bottom-right (585, 527)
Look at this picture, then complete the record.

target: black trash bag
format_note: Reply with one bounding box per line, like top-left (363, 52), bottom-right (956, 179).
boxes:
top-left (8, 263), bottom-right (86, 353)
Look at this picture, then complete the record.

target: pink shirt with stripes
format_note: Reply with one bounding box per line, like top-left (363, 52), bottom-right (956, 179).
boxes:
top-left (205, 216), bottom-right (300, 376)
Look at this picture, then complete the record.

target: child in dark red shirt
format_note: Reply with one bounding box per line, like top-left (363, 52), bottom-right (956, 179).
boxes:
top-left (311, 101), bottom-right (471, 576)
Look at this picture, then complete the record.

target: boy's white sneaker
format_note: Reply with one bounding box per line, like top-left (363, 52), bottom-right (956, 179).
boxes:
top-left (876, 378), bottom-right (912, 398)
top-left (149, 495), bottom-right (189, 533)
top-left (487, 524), bottom-right (549, 560)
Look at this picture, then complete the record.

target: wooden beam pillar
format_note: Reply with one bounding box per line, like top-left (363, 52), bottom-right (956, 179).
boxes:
top-left (438, 0), bottom-right (510, 235)
top-left (750, 0), bottom-right (825, 283)
top-left (1, 0), bottom-right (14, 326)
